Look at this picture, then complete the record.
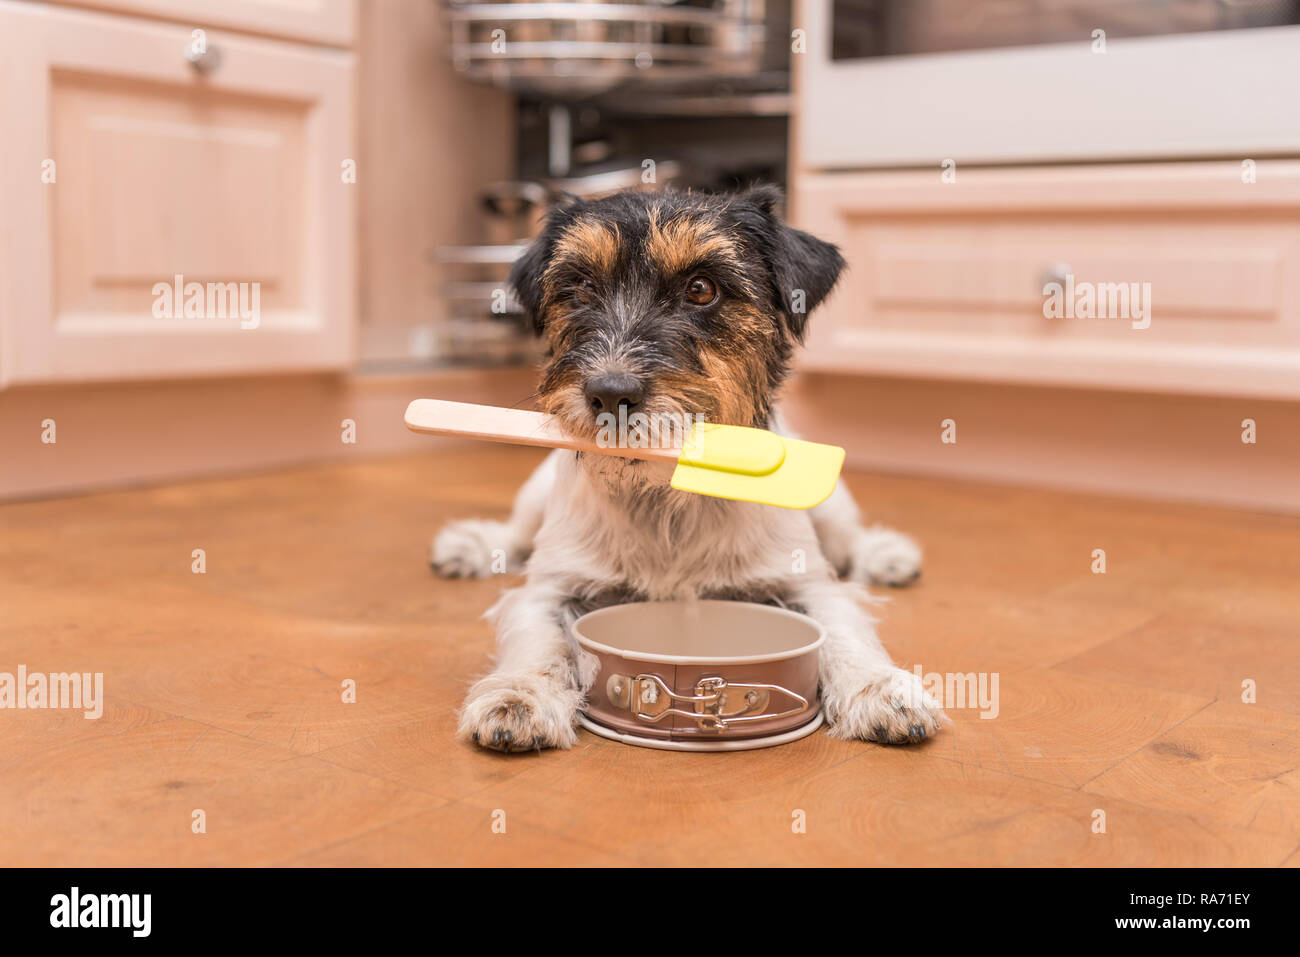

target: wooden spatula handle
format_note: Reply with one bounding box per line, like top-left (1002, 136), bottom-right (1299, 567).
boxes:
top-left (403, 399), bottom-right (679, 463)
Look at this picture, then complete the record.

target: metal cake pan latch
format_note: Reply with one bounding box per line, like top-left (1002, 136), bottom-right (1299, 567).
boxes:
top-left (606, 672), bottom-right (809, 733)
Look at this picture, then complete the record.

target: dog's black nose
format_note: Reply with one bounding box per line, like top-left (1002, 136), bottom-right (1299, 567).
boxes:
top-left (583, 373), bottom-right (645, 415)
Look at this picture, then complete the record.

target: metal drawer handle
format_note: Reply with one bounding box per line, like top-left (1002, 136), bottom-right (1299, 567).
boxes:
top-left (606, 672), bottom-right (809, 733)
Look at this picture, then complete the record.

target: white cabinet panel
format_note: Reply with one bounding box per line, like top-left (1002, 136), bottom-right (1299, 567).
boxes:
top-left (0, 1), bottom-right (355, 385)
top-left (795, 162), bottom-right (1300, 398)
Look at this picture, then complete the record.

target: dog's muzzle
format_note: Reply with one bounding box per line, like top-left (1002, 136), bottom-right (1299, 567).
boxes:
top-left (573, 600), bottom-right (824, 752)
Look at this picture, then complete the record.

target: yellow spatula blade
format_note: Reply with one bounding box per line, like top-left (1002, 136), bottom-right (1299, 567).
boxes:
top-left (678, 422), bottom-right (786, 475)
top-left (670, 422), bottom-right (845, 510)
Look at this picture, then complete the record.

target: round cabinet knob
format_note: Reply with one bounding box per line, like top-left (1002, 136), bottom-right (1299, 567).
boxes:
top-left (185, 43), bottom-right (223, 75)
top-left (1040, 262), bottom-right (1072, 289)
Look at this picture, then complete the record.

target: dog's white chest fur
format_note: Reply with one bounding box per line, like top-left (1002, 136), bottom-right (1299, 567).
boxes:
top-left (529, 451), bottom-right (828, 605)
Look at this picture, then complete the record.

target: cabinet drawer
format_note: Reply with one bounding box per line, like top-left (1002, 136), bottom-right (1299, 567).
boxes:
top-left (0, 1), bottom-right (355, 385)
top-left (40, 0), bottom-right (357, 47)
top-left (794, 162), bottom-right (1300, 398)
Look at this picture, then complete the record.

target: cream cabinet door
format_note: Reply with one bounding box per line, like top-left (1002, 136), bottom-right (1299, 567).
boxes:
top-left (0, 1), bottom-right (355, 386)
top-left (41, 0), bottom-right (357, 47)
top-left (795, 162), bottom-right (1300, 399)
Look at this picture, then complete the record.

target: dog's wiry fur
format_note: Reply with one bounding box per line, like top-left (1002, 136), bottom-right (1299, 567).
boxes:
top-left (433, 186), bottom-right (946, 752)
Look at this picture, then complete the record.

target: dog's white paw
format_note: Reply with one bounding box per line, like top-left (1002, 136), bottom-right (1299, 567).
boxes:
top-left (431, 519), bottom-right (515, 579)
top-left (458, 672), bottom-right (580, 753)
top-left (845, 526), bottom-right (923, 587)
top-left (824, 667), bottom-right (947, 745)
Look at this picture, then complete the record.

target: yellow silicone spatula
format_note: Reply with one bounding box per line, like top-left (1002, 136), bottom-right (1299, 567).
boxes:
top-left (404, 399), bottom-right (845, 510)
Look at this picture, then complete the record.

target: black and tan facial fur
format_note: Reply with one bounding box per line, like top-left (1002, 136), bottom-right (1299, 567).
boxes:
top-left (509, 186), bottom-right (845, 440)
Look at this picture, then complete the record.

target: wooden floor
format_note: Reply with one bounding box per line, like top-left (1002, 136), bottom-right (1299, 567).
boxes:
top-left (1, 447), bottom-right (1297, 867)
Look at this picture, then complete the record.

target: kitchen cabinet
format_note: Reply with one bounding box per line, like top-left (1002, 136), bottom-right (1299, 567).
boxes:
top-left (795, 162), bottom-right (1300, 399)
top-left (790, 0), bottom-right (1300, 400)
top-left (0, 0), bottom-right (355, 386)
top-left (42, 0), bottom-right (356, 47)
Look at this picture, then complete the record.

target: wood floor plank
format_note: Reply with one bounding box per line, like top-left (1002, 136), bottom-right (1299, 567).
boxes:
top-left (313, 711), bottom-right (561, 804)
top-left (1083, 700), bottom-right (1300, 842)
top-left (1, 447), bottom-right (1296, 865)
top-left (1056, 615), bottom-right (1300, 715)
top-left (286, 805), bottom-right (634, 867)
top-left (880, 579), bottom-right (1160, 674)
top-left (0, 718), bottom-right (444, 866)
top-left (615, 754), bottom-right (1284, 867)
top-left (930, 667), bottom-right (1213, 790)
top-left (0, 695), bottom-right (171, 763)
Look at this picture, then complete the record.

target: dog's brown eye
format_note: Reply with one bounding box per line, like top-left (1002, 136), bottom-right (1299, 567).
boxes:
top-left (685, 276), bottom-right (718, 306)
top-left (574, 278), bottom-right (597, 305)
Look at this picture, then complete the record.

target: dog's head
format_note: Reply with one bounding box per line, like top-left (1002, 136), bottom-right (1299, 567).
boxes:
top-left (509, 186), bottom-right (844, 441)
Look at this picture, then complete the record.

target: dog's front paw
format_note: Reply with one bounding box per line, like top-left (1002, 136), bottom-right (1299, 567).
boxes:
top-left (458, 672), bottom-right (580, 753)
top-left (432, 519), bottom-right (515, 579)
top-left (824, 668), bottom-right (947, 745)
top-left (845, 526), bottom-right (923, 587)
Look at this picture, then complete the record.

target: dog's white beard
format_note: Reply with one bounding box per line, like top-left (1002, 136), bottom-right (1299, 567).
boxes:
top-left (578, 451), bottom-right (672, 497)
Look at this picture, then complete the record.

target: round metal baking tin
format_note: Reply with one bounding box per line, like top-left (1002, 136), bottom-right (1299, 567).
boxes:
top-left (573, 600), bottom-right (825, 752)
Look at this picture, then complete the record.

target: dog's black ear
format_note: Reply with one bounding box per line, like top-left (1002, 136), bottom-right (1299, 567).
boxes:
top-left (734, 185), bottom-right (845, 341)
top-left (507, 237), bottom-right (551, 336)
top-left (509, 195), bottom-right (585, 335)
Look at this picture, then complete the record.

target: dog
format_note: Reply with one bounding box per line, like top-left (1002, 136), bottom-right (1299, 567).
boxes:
top-left (432, 185), bottom-right (947, 752)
